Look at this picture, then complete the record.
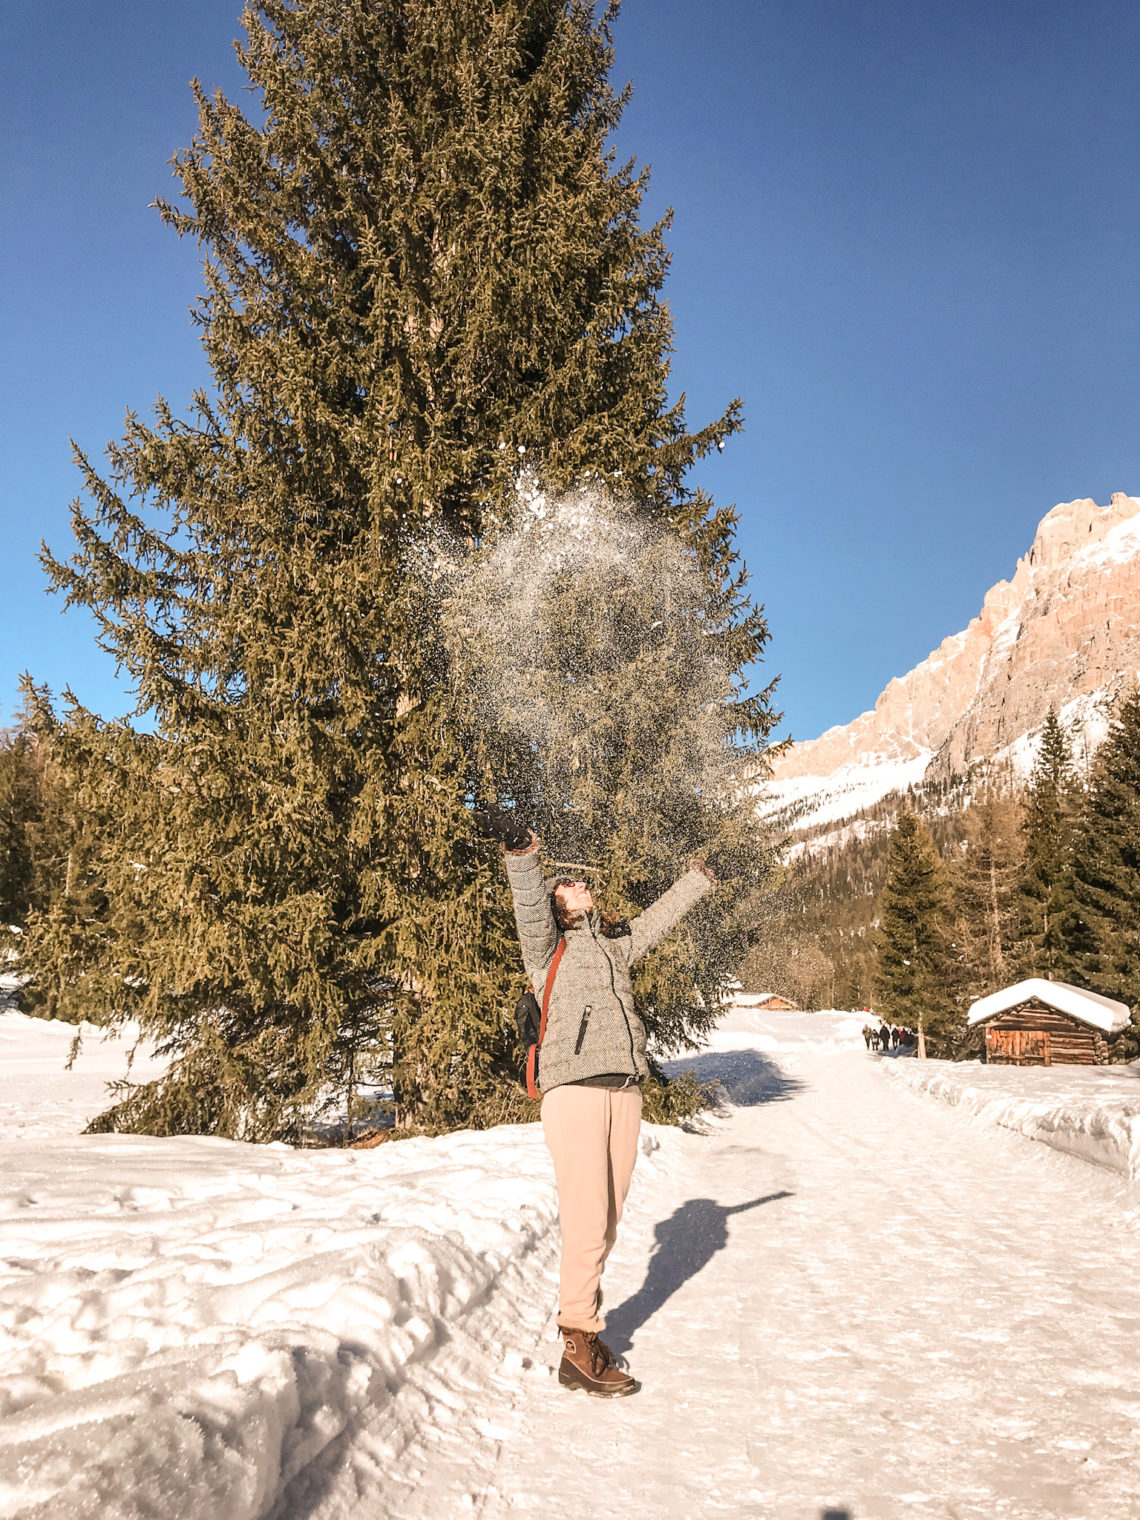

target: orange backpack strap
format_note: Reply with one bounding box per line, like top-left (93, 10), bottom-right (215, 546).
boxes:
top-left (527, 936), bottom-right (567, 1100)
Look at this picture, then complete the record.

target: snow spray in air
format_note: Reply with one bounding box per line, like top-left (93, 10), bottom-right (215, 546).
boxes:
top-left (413, 473), bottom-right (745, 853)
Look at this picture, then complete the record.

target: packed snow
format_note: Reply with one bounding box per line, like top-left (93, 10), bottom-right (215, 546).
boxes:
top-left (3, 1007), bottom-right (1139, 1519)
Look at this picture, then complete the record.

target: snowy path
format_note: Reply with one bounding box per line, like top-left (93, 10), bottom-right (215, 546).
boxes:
top-left (306, 1029), bottom-right (1140, 1520)
top-left (4, 1011), bottom-right (1139, 1519)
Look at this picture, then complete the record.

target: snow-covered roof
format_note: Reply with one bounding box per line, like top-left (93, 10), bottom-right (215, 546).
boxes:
top-left (967, 978), bottom-right (1131, 1035)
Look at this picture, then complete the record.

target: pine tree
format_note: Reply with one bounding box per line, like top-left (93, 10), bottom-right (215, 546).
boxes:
top-left (1062, 689), bottom-right (1140, 1057)
top-left (23, 1), bottom-right (776, 1137)
top-left (950, 781), bottom-right (1025, 1008)
top-left (874, 811), bottom-right (958, 1054)
top-left (0, 695), bottom-right (72, 943)
top-left (1019, 707), bottom-right (1081, 977)
top-left (6, 694), bottom-right (131, 1027)
top-left (0, 728), bottom-right (37, 930)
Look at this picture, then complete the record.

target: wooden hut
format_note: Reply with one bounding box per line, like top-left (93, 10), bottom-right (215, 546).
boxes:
top-left (732, 991), bottom-right (799, 1012)
top-left (967, 978), bottom-right (1130, 1066)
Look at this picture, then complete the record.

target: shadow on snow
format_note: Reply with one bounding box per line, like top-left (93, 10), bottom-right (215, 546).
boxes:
top-left (664, 1046), bottom-right (804, 1107)
top-left (606, 1190), bottom-right (794, 1355)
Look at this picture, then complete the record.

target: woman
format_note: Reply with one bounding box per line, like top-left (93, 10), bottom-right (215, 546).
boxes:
top-left (479, 804), bottom-right (715, 1397)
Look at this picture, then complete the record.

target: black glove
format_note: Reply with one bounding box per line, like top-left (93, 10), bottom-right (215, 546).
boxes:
top-left (473, 802), bottom-right (531, 852)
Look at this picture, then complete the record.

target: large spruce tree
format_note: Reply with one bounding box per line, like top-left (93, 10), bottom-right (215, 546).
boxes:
top-left (874, 811), bottom-right (958, 1054)
top-left (0, 695), bottom-right (73, 949)
top-left (1062, 689), bottom-right (1140, 1057)
top-left (1019, 707), bottom-right (1081, 977)
top-left (22, 1), bottom-right (776, 1137)
top-left (0, 727), bottom-right (38, 931)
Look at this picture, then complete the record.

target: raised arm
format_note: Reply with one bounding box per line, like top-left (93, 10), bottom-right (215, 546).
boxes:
top-left (502, 836), bottom-right (561, 988)
top-left (628, 861), bottom-right (715, 964)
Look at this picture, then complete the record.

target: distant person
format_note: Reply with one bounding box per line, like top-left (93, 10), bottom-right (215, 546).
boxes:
top-left (892, 1026), bottom-right (901, 1050)
top-left (862, 1024), bottom-right (873, 1049)
top-left (879, 1024), bottom-right (892, 1053)
top-left (477, 802), bottom-right (715, 1399)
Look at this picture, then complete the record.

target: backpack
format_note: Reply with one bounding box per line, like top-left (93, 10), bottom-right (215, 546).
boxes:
top-left (513, 937), bottom-right (567, 1099)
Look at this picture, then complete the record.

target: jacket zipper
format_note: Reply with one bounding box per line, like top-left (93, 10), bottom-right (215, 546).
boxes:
top-left (598, 927), bottom-right (638, 1075)
top-left (574, 1004), bottom-right (593, 1054)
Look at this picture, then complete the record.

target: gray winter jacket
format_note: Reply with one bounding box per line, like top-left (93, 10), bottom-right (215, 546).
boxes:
top-left (504, 844), bottom-right (714, 1092)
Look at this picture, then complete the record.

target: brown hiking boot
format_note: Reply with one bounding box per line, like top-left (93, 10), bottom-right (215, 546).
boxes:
top-left (558, 1328), bottom-right (639, 1398)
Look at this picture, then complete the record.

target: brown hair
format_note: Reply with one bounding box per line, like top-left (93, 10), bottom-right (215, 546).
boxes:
top-left (551, 885), bottom-right (628, 938)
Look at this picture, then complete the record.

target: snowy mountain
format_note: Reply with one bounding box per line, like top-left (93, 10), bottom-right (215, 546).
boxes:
top-left (763, 492), bottom-right (1140, 837)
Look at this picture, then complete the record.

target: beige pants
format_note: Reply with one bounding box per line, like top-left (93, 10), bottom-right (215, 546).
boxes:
top-left (541, 1084), bottom-right (642, 1333)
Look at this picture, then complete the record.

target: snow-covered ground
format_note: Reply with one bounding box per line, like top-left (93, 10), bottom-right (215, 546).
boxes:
top-left (0, 1011), bottom-right (168, 1140)
top-left (3, 1008), bottom-right (1139, 1520)
top-left (883, 1054), bottom-right (1140, 1180)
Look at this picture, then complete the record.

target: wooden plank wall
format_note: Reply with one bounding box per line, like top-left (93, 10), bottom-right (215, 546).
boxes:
top-left (984, 999), bottom-right (1107, 1064)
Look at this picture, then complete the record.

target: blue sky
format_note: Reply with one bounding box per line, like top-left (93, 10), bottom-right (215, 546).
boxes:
top-left (2, 0), bottom-right (1138, 743)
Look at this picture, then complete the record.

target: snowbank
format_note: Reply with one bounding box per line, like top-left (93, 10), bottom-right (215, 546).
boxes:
top-left (0, 1011), bottom-right (680, 1520)
top-left (882, 1057), bottom-right (1140, 1179)
top-left (0, 1126), bottom-right (570, 1519)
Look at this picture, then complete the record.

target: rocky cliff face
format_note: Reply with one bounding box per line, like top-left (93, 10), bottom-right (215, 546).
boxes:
top-left (767, 493), bottom-right (1140, 819)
